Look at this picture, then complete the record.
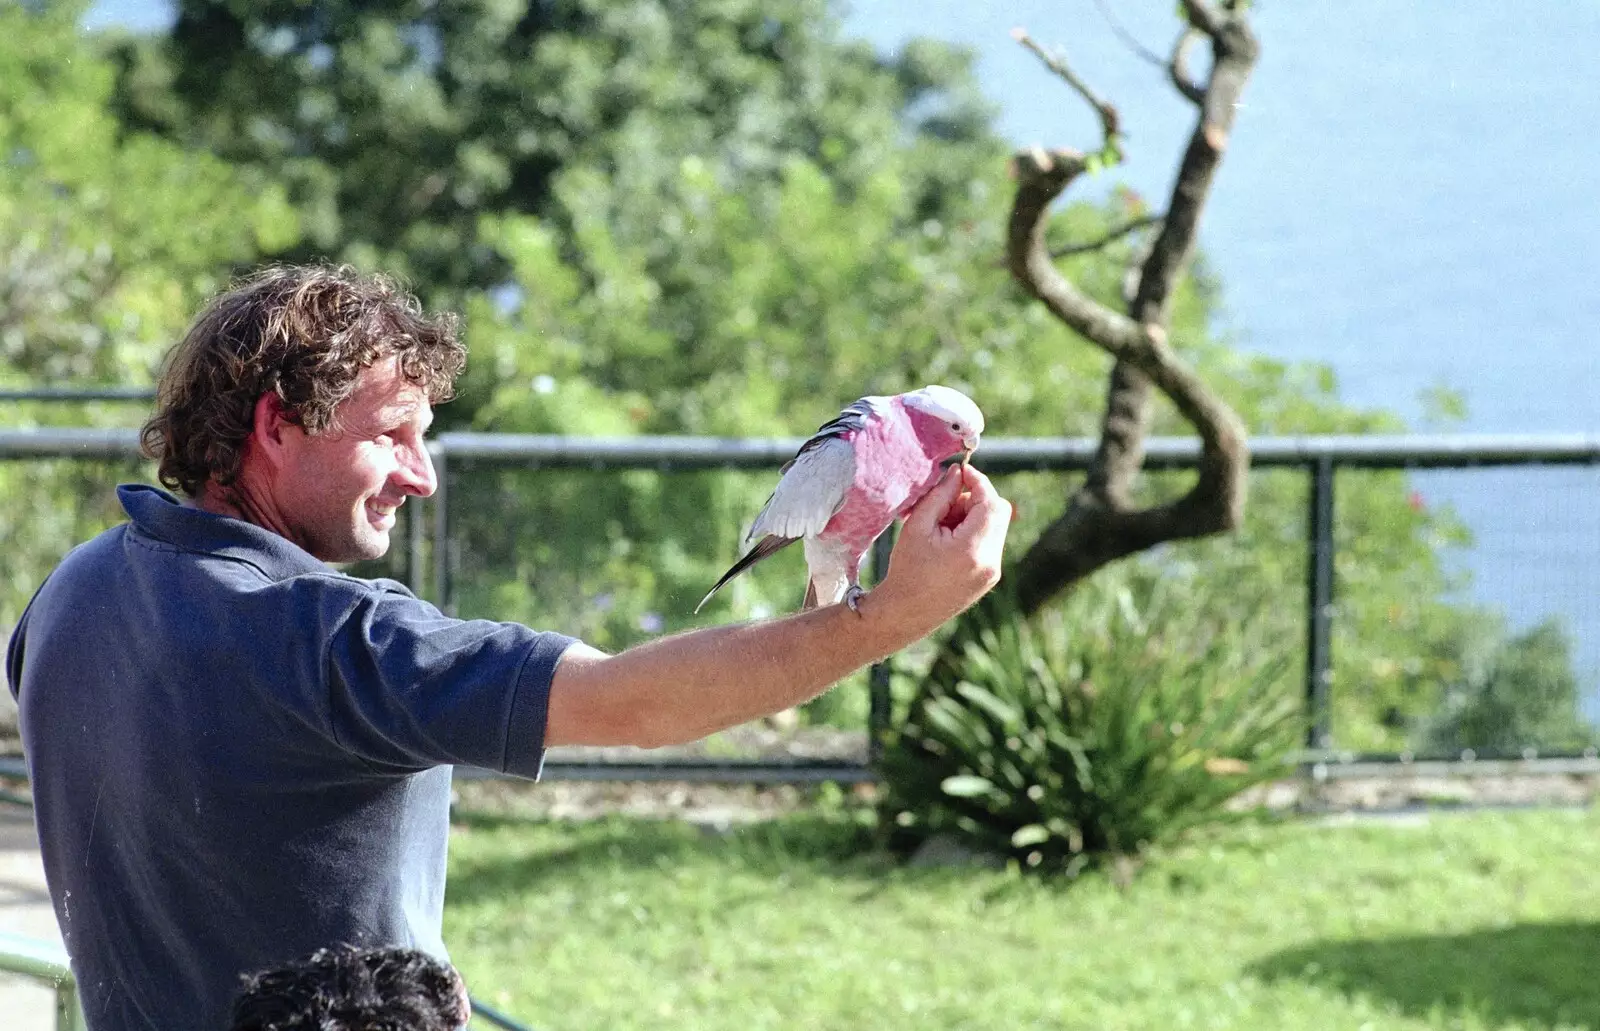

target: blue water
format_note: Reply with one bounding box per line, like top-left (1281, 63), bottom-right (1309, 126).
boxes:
top-left (846, 2), bottom-right (1600, 433)
top-left (83, 1), bottom-right (1600, 722)
top-left (841, 2), bottom-right (1600, 722)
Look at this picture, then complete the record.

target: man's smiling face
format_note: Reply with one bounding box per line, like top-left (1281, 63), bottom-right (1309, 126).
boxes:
top-left (274, 355), bottom-right (437, 563)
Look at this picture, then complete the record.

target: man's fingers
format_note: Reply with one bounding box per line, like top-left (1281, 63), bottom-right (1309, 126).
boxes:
top-left (905, 466), bottom-right (965, 533)
top-left (908, 466), bottom-right (1011, 543)
top-left (948, 468), bottom-right (998, 527)
top-left (950, 470), bottom-right (1012, 542)
top-left (952, 494), bottom-right (1010, 544)
top-left (938, 490), bottom-right (974, 530)
top-left (960, 465), bottom-right (998, 501)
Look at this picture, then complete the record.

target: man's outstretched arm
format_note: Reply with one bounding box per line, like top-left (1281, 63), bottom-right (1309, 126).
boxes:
top-left (545, 465), bottom-right (1012, 748)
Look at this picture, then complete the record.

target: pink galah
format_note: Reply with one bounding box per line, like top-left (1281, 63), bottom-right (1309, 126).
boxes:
top-left (696, 385), bottom-right (985, 614)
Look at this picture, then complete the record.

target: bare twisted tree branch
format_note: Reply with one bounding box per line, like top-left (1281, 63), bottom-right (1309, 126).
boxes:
top-left (974, 6), bottom-right (1258, 623)
top-left (901, 5), bottom-right (1262, 722)
top-left (1049, 212), bottom-right (1163, 260)
top-left (1004, 148), bottom-right (1247, 612)
top-left (1179, 0), bottom-right (1226, 38)
top-left (1010, 29), bottom-right (1121, 144)
top-left (1091, 0), bottom-right (1168, 69)
top-left (1169, 28), bottom-right (1206, 105)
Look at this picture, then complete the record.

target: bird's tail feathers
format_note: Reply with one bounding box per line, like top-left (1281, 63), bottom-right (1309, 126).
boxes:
top-left (695, 535), bottom-right (797, 614)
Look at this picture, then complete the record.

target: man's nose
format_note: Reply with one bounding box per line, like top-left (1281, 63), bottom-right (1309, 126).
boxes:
top-left (396, 441), bottom-right (438, 497)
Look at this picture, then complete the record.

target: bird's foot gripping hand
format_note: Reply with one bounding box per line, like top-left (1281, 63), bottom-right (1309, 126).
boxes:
top-left (843, 584), bottom-right (867, 614)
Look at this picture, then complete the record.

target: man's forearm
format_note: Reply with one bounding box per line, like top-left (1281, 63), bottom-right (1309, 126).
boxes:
top-left (545, 590), bottom-right (925, 748)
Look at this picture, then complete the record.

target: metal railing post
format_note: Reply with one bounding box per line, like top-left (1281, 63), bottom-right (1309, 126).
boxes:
top-left (867, 527), bottom-right (897, 764)
top-left (0, 931), bottom-right (86, 1030)
top-left (469, 994), bottom-right (538, 1030)
top-left (430, 444), bottom-right (453, 616)
top-left (0, 387), bottom-right (154, 403)
top-left (57, 984), bottom-right (87, 1031)
top-left (1305, 456), bottom-right (1336, 751)
top-left (406, 491), bottom-right (426, 596)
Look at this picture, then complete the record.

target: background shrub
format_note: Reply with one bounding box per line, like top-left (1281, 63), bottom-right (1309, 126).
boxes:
top-left (879, 566), bottom-right (1304, 875)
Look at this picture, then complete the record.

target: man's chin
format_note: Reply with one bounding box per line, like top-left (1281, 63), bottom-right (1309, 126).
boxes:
top-left (352, 531), bottom-right (391, 563)
top-left (316, 530), bottom-right (391, 566)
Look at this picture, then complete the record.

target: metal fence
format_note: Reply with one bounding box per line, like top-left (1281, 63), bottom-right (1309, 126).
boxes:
top-left (0, 932), bottom-right (84, 1031)
top-left (3, 428), bottom-right (1600, 780)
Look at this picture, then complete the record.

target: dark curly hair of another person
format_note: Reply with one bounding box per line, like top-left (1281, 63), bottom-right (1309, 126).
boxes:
top-left (229, 945), bottom-right (469, 1031)
top-left (140, 264), bottom-right (466, 497)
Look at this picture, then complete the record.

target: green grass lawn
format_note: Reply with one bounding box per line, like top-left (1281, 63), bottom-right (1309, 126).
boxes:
top-left (443, 802), bottom-right (1600, 1031)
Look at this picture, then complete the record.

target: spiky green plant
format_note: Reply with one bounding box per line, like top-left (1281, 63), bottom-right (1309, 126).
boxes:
top-left (879, 567), bottom-right (1303, 876)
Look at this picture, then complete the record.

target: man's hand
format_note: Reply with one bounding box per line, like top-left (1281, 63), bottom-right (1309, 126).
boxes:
top-left (865, 464), bottom-right (1012, 638)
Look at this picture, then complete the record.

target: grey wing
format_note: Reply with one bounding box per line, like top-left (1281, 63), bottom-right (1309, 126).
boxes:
top-left (799, 397), bottom-right (880, 451)
top-left (746, 436), bottom-right (856, 542)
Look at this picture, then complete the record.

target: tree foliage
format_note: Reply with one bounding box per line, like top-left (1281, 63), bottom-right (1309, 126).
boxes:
top-left (1416, 615), bottom-right (1595, 755)
top-left (2, 1), bottom-right (295, 391)
top-left (0, 0), bottom-right (1585, 755)
top-left (111, 0), bottom-right (997, 300)
top-left (0, 1), bottom-right (298, 632)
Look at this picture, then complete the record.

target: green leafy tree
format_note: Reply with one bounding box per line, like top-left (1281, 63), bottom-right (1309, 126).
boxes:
top-left (1415, 616), bottom-right (1596, 755)
top-left (110, 0), bottom-right (996, 301)
top-left (2, 2), bottom-right (296, 399)
top-left (0, 1), bottom-right (296, 632)
top-left (12, 0), bottom-right (1579, 760)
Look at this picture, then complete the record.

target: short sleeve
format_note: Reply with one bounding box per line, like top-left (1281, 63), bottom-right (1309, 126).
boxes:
top-left (323, 587), bottom-right (578, 777)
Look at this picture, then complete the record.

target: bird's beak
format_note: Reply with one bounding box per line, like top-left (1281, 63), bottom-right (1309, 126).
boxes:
top-left (940, 447), bottom-right (975, 469)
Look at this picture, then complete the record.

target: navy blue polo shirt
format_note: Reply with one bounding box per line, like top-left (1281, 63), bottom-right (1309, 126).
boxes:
top-left (6, 485), bottom-right (576, 1031)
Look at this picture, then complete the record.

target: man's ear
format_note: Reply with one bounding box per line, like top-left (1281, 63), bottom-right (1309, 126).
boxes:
top-left (249, 392), bottom-right (300, 470)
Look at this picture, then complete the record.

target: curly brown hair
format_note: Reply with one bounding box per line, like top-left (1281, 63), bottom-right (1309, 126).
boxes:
top-left (229, 945), bottom-right (468, 1031)
top-left (141, 264), bottom-right (467, 497)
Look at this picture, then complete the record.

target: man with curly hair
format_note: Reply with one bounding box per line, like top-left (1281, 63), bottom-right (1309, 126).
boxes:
top-left (6, 264), bottom-right (1011, 1031)
top-left (229, 946), bottom-right (469, 1031)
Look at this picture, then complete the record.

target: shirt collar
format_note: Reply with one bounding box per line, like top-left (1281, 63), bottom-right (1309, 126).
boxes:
top-left (118, 483), bottom-right (331, 582)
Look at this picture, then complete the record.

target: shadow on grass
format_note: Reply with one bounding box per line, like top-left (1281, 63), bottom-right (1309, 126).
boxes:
top-left (1250, 922), bottom-right (1600, 1029)
top-left (445, 811), bottom-right (887, 906)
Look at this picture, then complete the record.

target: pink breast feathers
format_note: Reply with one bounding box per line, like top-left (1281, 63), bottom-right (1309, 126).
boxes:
top-left (821, 404), bottom-right (941, 557)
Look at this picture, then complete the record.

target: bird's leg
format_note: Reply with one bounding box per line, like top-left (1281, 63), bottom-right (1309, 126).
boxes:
top-left (841, 553), bottom-right (869, 614)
